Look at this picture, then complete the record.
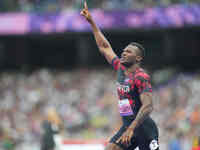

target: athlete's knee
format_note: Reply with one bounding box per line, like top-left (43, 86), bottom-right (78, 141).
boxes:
top-left (105, 143), bottom-right (123, 150)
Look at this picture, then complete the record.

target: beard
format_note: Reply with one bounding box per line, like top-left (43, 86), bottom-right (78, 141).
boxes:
top-left (121, 61), bottom-right (135, 68)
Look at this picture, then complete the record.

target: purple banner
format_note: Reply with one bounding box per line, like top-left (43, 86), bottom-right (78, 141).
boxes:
top-left (0, 13), bottom-right (29, 35)
top-left (0, 4), bottom-right (200, 35)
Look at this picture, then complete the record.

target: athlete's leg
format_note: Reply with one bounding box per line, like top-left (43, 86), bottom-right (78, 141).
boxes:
top-left (137, 117), bottom-right (159, 150)
top-left (105, 143), bottom-right (123, 150)
top-left (138, 138), bottom-right (159, 150)
top-left (109, 125), bottom-right (138, 150)
top-left (106, 142), bottom-right (138, 150)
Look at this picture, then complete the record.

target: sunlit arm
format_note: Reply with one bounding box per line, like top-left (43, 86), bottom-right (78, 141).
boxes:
top-left (81, 1), bottom-right (116, 64)
top-left (89, 19), bottom-right (117, 64)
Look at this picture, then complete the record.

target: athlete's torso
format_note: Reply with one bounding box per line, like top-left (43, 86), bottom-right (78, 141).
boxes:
top-left (112, 57), bottom-right (152, 125)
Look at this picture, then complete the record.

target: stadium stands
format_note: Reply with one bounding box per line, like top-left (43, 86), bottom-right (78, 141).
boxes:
top-left (0, 0), bottom-right (197, 12)
top-left (0, 69), bottom-right (199, 150)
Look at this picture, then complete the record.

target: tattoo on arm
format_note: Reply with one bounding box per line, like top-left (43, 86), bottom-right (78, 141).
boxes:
top-left (131, 93), bottom-right (153, 128)
top-left (134, 104), bottom-right (153, 127)
top-left (91, 22), bottom-right (110, 50)
top-left (97, 38), bottom-right (110, 49)
top-left (90, 22), bottom-right (116, 64)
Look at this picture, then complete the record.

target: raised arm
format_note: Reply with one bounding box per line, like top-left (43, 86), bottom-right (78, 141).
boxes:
top-left (80, 1), bottom-right (117, 64)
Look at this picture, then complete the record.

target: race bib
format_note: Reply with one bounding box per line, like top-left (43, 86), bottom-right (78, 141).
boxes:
top-left (118, 99), bottom-right (133, 116)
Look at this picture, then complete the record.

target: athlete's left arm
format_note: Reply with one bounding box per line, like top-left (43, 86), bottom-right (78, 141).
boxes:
top-left (129, 92), bottom-right (153, 130)
top-left (118, 92), bottom-right (153, 146)
top-left (129, 73), bottom-right (153, 130)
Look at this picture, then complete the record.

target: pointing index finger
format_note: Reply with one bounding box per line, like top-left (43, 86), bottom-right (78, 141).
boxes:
top-left (84, 0), bottom-right (88, 10)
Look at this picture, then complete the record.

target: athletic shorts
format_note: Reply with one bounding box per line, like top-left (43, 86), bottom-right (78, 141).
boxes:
top-left (109, 117), bottom-right (159, 150)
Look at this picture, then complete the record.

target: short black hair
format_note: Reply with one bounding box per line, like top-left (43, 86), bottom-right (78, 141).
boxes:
top-left (129, 42), bottom-right (145, 58)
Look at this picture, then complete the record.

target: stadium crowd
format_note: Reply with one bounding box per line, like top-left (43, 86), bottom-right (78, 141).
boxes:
top-left (0, 0), bottom-right (196, 12)
top-left (0, 68), bottom-right (199, 150)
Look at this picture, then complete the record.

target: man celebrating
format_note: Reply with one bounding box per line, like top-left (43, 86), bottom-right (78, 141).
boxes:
top-left (81, 1), bottom-right (159, 150)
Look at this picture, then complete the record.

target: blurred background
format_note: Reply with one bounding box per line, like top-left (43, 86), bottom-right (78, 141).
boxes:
top-left (0, 0), bottom-right (200, 150)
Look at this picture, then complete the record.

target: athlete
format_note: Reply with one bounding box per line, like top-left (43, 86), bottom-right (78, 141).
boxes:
top-left (81, 1), bottom-right (159, 150)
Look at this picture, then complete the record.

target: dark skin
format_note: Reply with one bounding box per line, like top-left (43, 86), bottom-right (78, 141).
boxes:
top-left (120, 45), bottom-right (143, 73)
top-left (81, 1), bottom-right (153, 147)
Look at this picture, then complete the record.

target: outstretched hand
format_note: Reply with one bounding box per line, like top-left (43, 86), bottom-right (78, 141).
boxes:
top-left (116, 128), bottom-right (134, 146)
top-left (80, 0), bottom-right (93, 23)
